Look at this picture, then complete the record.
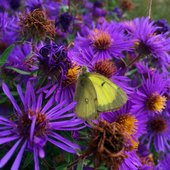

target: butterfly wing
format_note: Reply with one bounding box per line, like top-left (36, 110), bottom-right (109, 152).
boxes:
top-left (74, 74), bottom-right (98, 120)
top-left (87, 73), bottom-right (127, 112)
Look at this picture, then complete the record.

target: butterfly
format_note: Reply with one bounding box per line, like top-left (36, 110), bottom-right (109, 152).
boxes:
top-left (74, 67), bottom-right (127, 121)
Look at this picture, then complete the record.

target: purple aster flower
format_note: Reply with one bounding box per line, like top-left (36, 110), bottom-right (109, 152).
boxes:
top-left (0, 43), bottom-right (32, 84)
top-left (55, 12), bottom-right (73, 32)
top-left (0, 12), bottom-right (20, 53)
top-left (37, 43), bottom-right (71, 85)
top-left (73, 20), bottom-right (133, 61)
top-left (0, 81), bottom-right (84, 170)
top-left (84, 0), bottom-right (107, 17)
top-left (40, 63), bottom-right (81, 104)
top-left (131, 71), bottom-right (168, 115)
top-left (155, 153), bottom-right (170, 170)
top-left (153, 19), bottom-right (170, 35)
top-left (121, 17), bottom-right (170, 64)
top-left (37, 43), bottom-right (81, 104)
top-left (100, 101), bottom-right (146, 147)
top-left (142, 112), bottom-right (170, 152)
top-left (113, 7), bottom-right (123, 19)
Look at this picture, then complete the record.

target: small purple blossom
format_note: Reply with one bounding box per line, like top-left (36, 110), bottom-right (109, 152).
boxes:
top-left (121, 17), bottom-right (170, 65)
top-left (73, 20), bottom-right (133, 62)
top-left (142, 112), bottom-right (170, 152)
top-left (37, 43), bottom-right (71, 84)
top-left (0, 82), bottom-right (84, 170)
top-left (131, 71), bottom-right (168, 115)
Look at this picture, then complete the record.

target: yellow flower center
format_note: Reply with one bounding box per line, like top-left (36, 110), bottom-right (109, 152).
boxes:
top-left (63, 64), bottom-right (81, 86)
top-left (146, 93), bottom-right (167, 112)
top-left (90, 29), bottom-right (112, 50)
top-left (116, 114), bottom-right (138, 149)
top-left (116, 114), bottom-right (137, 135)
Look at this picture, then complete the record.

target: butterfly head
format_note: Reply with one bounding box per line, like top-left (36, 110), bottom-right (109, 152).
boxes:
top-left (81, 66), bottom-right (89, 74)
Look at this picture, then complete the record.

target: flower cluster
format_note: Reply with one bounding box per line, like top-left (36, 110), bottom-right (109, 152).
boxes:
top-left (0, 0), bottom-right (170, 170)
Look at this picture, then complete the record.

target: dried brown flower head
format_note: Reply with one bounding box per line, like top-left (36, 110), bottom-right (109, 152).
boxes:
top-left (120, 0), bottom-right (134, 11)
top-left (84, 120), bottom-right (133, 170)
top-left (19, 9), bottom-right (56, 41)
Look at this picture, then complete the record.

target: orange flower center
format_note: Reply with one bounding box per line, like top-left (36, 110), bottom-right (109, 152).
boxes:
top-left (90, 29), bottom-right (112, 50)
top-left (93, 59), bottom-right (117, 78)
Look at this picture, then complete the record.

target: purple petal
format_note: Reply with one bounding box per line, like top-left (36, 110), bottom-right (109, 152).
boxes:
top-left (30, 87), bottom-right (36, 111)
top-left (38, 148), bottom-right (45, 158)
top-left (48, 138), bottom-right (77, 153)
top-left (25, 81), bottom-right (31, 109)
top-left (34, 147), bottom-right (40, 170)
top-left (0, 130), bottom-right (13, 137)
top-left (56, 113), bottom-right (76, 119)
top-left (49, 119), bottom-right (84, 128)
top-left (0, 136), bottom-right (19, 145)
top-left (50, 126), bottom-right (86, 131)
top-left (49, 132), bottom-right (80, 149)
top-left (45, 84), bottom-right (57, 99)
top-left (11, 140), bottom-right (27, 170)
top-left (36, 83), bottom-right (52, 94)
top-left (16, 84), bottom-right (25, 107)
top-left (30, 116), bottom-right (36, 142)
top-left (0, 126), bottom-right (12, 130)
top-left (36, 94), bottom-right (43, 111)
top-left (2, 83), bottom-right (22, 115)
top-left (46, 100), bottom-right (66, 117)
top-left (48, 102), bottom-right (76, 120)
top-left (0, 139), bottom-right (22, 168)
top-left (41, 95), bottom-right (54, 113)
top-left (0, 116), bottom-right (12, 123)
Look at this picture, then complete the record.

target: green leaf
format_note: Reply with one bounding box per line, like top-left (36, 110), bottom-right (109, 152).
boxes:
top-left (22, 153), bottom-right (33, 169)
top-left (6, 66), bottom-right (31, 75)
top-left (0, 44), bottom-right (15, 66)
top-left (60, 5), bottom-right (69, 12)
top-left (76, 160), bottom-right (84, 170)
top-left (0, 96), bottom-right (7, 104)
top-left (55, 164), bottom-right (67, 170)
top-left (125, 69), bottom-right (137, 76)
top-left (64, 152), bottom-right (74, 163)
